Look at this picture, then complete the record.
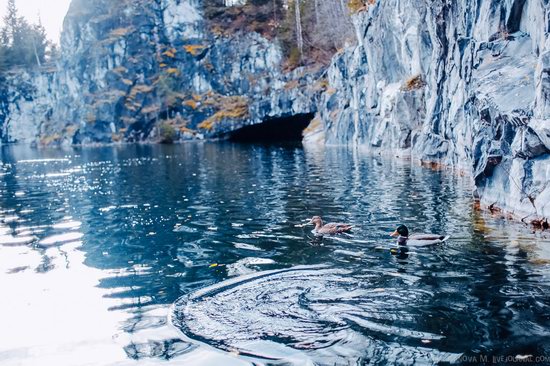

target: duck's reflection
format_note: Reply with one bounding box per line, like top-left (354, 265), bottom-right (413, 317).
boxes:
top-left (391, 245), bottom-right (410, 260)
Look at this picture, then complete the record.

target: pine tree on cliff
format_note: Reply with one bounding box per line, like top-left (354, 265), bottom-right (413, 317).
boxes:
top-left (0, 0), bottom-right (18, 71)
top-left (0, 27), bottom-right (8, 72)
top-left (2, 0), bottom-right (23, 66)
top-left (31, 16), bottom-right (48, 67)
top-left (47, 42), bottom-right (60, 62)
top-left (1, 0), bottom-right (48, 69)
top-left (3, 0), bottom-right (18, 40)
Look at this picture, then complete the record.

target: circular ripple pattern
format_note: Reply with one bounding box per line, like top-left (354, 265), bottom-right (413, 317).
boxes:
top-left (172, 265), bottom-right (463, 364)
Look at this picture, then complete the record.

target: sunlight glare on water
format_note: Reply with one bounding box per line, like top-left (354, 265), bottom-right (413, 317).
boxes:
top-left (0, 143), bottom-right (549, 365)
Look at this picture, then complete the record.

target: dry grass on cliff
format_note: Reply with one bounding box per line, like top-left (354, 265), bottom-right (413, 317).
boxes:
top-left (183, 99), bottom-right (198, 110)
top-left (348, 0), bottom-right (376, 13)
top-left (401, 74), bottom-right (427, 91)
top-left (183, 44), bottom-right (208, 57)
top-left (198, 95), bottom-right (249, 130)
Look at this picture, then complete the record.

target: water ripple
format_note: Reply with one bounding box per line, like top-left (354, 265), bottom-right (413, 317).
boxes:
top-left (1, 143), bottom-right (550, 365)
top-left (172, 265), bottom-right (464, 364)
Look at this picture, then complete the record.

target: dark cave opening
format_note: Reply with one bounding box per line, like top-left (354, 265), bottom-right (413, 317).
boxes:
top-left (228, 113), bottom-right (315, 142)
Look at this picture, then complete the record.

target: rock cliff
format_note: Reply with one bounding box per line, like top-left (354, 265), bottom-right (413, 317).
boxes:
top-left (0, 0), bottom-right (318, 145)
top-left (0, 0), bottom-right (548, 222)
top-left (311, 0), bottom-right (550, 222)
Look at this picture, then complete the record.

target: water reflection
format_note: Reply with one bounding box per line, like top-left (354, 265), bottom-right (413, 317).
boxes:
top-left (0, 143), bottom-right (549, 365)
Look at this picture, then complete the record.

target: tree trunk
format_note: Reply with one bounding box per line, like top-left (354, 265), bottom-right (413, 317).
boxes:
top-left (31, 35), bottom-right (41, 67)
top-left (295, 0), bottom-right (303, 63)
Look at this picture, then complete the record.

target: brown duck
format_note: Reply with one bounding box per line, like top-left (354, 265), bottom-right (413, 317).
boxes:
top-left (309, 216), bottom-right (353, 234)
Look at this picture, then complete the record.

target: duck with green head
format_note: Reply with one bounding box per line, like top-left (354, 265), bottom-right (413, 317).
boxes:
top-left (390, 224), bottom-right (449, 246)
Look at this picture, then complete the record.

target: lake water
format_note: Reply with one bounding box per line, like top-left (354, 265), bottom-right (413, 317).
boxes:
top-left (0, 143), bottom-right (549, 366)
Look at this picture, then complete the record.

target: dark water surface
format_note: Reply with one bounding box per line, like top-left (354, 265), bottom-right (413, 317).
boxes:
top-left (0, 143), bottom-right (549, 366)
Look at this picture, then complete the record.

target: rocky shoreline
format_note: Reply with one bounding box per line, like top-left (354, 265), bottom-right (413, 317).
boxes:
top-left (1, 0), bottom-right (549, 225)
top-left (308, 0), bottom-right (550, 225)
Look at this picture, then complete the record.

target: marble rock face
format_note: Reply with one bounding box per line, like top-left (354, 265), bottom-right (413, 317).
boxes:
top-left (311, 0), bottom-right (550, 221)
top-left (0, 0), bottom-right (318, 146)
top-left (1, 0), bottom-right (548, 220)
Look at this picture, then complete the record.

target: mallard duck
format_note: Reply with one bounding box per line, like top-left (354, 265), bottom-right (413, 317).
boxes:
top-left (390, 224), bottom-right (449, 246)
top-left (309, 216), bottom-right (352, 234)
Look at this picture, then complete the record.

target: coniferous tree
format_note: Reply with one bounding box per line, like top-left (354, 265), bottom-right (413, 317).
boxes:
top-left (47, 42), bottom-right (60, 62)
top-left (2, 0), bottom-right (17, 67)
top-left (0, 0), bottom-right (50, 71)
top-left (31, 17), bottom-right (48, 66)
top-left (0, 27), bottom-right (9, 72)
top-left (0, 48), bottom-right (7, 72)
top-left (3, 0), bottom-right (18, 40)
top-left (3, 0), bottom-right (23, 66)
top-left (14, 18), bottom-right (33, 66)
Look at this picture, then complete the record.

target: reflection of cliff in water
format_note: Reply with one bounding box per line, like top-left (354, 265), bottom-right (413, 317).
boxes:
top-left (1, 144), bottom-right (549, 365)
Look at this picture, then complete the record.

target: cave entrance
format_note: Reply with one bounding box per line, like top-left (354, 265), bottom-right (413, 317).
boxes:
top-left (228, 113), bottom-right (314, 142)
